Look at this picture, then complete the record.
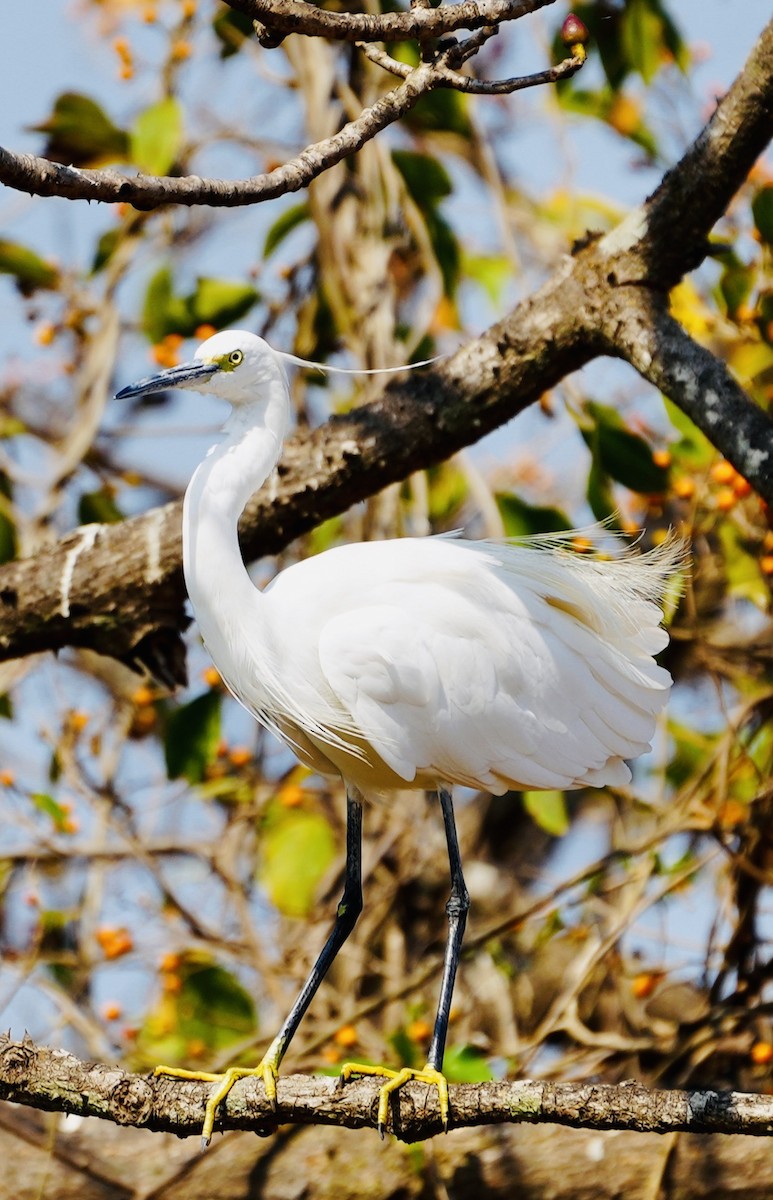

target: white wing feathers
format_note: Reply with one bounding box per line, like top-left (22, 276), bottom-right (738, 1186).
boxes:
top-left (308, 537), bottom-right (680, 794)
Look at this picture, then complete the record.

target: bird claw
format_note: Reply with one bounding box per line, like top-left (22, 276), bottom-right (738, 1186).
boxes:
top-left (154, 1058), bottom-right (280, 1144)
top-left (339, 1061), bottom-right (450, 1134)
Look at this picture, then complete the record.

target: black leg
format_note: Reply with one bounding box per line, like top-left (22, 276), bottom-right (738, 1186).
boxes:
top-left (426, 786), bottom-right (470, 1073)
top-left (156, 784), bottom-right (364, 1144)
top-left (266, 784), bottom-right (364, 1069)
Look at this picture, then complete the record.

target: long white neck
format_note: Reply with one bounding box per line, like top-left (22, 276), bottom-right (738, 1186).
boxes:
top-left (182, 385), bottom-right (290, 673)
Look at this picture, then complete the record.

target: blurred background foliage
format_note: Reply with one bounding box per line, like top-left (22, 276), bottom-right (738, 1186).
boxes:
top-left (0, 0), bottom-right (772, 1109)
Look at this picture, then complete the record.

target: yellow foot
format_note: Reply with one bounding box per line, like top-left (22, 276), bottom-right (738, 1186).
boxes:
top-left (154, 1059), bottom-right (279, 1147)
top-left (339, 1061), bottom-right (450, 1135)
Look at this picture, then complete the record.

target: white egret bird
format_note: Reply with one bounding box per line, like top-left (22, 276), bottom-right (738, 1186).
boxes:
top-left (116, 329), bottom-right (683, 1142)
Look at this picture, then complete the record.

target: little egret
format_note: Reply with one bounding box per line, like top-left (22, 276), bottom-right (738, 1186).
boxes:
top-left (116, 329), bottom-right (683, 1142)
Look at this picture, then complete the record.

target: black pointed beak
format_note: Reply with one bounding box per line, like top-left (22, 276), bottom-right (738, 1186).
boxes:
top-left (114, 360), bottom-right (220, 400)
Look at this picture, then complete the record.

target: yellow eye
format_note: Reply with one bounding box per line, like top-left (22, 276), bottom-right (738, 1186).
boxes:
top-left (229, 349), bottom-right (243, 366)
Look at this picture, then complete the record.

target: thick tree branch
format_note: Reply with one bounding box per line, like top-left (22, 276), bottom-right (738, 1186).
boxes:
top-left (2, 1036), bottom-right (773, 1143)
top-left (225, 0), bottom-right (553, 43)
top-left (605, 297), bottom-right (773, 489)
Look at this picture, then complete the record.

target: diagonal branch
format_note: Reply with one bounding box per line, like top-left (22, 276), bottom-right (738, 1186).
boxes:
top-left (0, 59), bottom-right (443, 210)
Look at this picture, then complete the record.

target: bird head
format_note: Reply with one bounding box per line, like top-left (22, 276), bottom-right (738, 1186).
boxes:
top-left (115, 329), bottom-right (288, 408)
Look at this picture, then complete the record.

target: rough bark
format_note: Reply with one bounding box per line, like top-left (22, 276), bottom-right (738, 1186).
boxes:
top-left (2, 1037), bottom-right (773, 1142)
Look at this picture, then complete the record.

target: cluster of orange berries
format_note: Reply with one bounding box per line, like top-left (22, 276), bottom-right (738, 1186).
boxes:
top-left (667, 453), bottom-right (754, 510)
top-left (96, 926), bottom-right (134, 960)
top-left (113, 36), bottom-right (134, 81)
top-left (130, 684), bottom-right (158, 737)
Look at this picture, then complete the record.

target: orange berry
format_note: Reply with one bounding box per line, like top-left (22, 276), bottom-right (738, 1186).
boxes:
top-left (160, 952), bottom-right (181, 972)
top-left (119, 65), bottom-right (134, 81)
top-left (278, 783), bottom-right (304, 808)
top-left (715, 487), bottom-right (737, 512)
top-left (333, 1024), bottom-right (358, 1049)
top-left (321, 1046), bottom-right (341, 1064)
top-left (102, 1001), bottom-right (123, 1021)
top-left (112, 37), bottom-right (132, 60)
top-left (202, 666), bottom-right (223, 689)
top-left (733, 476), bottom-right (753, 499)
top-left (69, 710), bottom-right (89, 733)
top-left (710, 460), bottom-right (736, 485)
top-left (571, 536), bottom-right (593, 553)
top-left (142, 4), bottom-right (157, 22)
top-left (35, 323), bottom-right (56, 346)
top-left (718, 800), bottom-right (747, 827)
top-left (170, 39), bottom-right (192, 60)
top-left (751, 1042), bottom-right (773, 1065)
top-left (652, 449), bottom-right (672, 469)
top-left (0, 770), bottom-right (15, 787)
top-left (132, 685), bottom-right (155, 707)
top-left (407, 1018), bottom-right (432, 1043)
top-left (631, 972), bottom-right (663, 1000)
top-left (96, 927), bottom-right (133, 960)
top-left (163, 972), bottom-right (182, 993)
top-left (760, 555), bottom-right (773, 576)
top-left (62, 817), bottom-right (80, 835)
top-left (228, 746), bottom-right (252, 768)
top-left (195, 324), bottom-right (217, 341)
top-left (764, 531), bottom-right (773, 552)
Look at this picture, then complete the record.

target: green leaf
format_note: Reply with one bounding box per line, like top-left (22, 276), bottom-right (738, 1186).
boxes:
top-left (392, 151), bottom-right (453, 209)
top-left (0, 471), bottom-right (17, 564)
top-left (496, 494), bottom-right (571, 539)
top-left (142, 266), bottom-right (178, 343)
top-left (264, 203), bottom-right (311, 257)
top-left (752, 186), bottom-right (773, 245)
top-left (164, 691), bottom-right (221, 783)
top-left (443, 1044), bottom-right (496, 1084)
top-left (404, 87), bottom-right (471, 138)
top-left (584, 402), bottom-right (668, 494)
top-left (31, 792), bottom-right (70, 833)
top-left (0, 239), bottom-right (59, 294)
top-left (141, 267), bottom-right (259, 341)
top-left (0, 693), bottom-right (12, 719)
top-left (136, 958), bottom-right (257, 1067)
top-left (91, 228), bottom-right (122, 274)
top-left (212, 8), bottom-right (255, 58)
top-left (31, 92), bottom-right (129, 166)
top-left (259, 806), bottom-right (337, 917)
top-left (462, 253), bottom-right (511, 306)
top-left (426, 211), bottom-right (460, 298)
top-left (78, 488), bottom-right (124, 525)
top-left (190, 277), bottom-right (260, 329)
top-left (586, 428), bottom-right (617, 523)
top-left (620, 0), bottom-right (663, 83)
top-left (662, 397), bottom-right (713, 468)
top-left (718, 523), bottom-right (769, 610)
top-left (719, 258), bottom-right (755, 320)
top-left (523, 790), bottom-right (569, 837)
top-left (130, 97), bottom-right (183, 176)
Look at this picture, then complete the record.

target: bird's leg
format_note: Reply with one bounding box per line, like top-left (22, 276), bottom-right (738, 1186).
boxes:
top-left (155, 785), bottom-right (364, 1146)
top-left (341, 786), bottom-right (469, 1134)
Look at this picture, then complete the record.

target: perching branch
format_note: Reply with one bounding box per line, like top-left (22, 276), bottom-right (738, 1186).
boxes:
top-left (2, 1036), bottom-right (773, 1143)
top-left (0, 18), bottom-right (770, 679)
